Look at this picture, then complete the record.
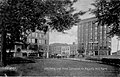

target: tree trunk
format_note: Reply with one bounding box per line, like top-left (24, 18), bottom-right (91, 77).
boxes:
top-left (1, 29), bottom-right (7, 66)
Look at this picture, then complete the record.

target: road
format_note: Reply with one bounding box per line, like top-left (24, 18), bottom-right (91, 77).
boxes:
top-left (12, 58), bottom-right (120, 77)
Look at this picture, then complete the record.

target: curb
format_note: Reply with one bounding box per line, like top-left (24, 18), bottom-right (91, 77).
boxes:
top-left (63, 58), bottom-right (101, 63)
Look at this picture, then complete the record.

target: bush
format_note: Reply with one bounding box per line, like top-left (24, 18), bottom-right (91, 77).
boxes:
top-left (101, 58), bottom-right (120, 66)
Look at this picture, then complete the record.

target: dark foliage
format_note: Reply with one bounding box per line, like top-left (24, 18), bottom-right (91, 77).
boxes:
top-left (91, 0), bottom-right (120, 37)
top-left (0, 0), bottom-right (85, 66)
top-left (0, 0), bottom-right (85, 49)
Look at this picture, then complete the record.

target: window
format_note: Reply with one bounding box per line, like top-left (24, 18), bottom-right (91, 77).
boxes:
top-left (107, 38), bottom-right (111, 41)
top-left (100, 26), bottom-right (102, 30)
top-left (45, 35), bottom-right (47, 38)
top-left (104, 30), bottom-right (106, 34)
top-left (29, 38), bottom-right (31, 43)
top-left (45, 40), bottom-right (47, 44)
top-left (42, 40), bottom-right (45, 44)
top-left (32, 39), bottom-right (35, 43)
top-left (95, 37), bottom-right (97, 41)
top-left (35, 33), bottom-right (38, 38)
top-left (32, 33), bottom-right (36, 37)
top-left (41, 34), bottom-right (44, 38)
top-left (104, 25), bottom-right (107, 29)
top-left (95, 26), bottom-right (97, 30)
top-left (100, 37), bottom-right (102, 40)
top-left (35, 39), bottom-right (37, 43)
top-left (39, 40), bottom-right (42, 44)
top-left (104, 36), bottom-right (106, 39)
top-left (107, 42), bottom-right (111, 47)
top-left (39, 34), bottom-right (41, 38)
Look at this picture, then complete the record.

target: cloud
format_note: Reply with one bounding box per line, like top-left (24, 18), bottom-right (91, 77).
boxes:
top-left (49, 26), bottom-right (77, 44)
top-left (73, 0), bottom-right (94, 11)
top-left (73, 0), bottom-right (95, 19)
top-left (65, 26), bottom-right (77, 37)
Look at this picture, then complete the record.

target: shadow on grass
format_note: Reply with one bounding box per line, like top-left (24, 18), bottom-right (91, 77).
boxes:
top-left (6, 57), bottom-right (35, 65)
top-left (0, 57), bottom-right (36, 76)
top-left (86, 57), bottom-right (120, 67)
top-left (0, 70), bottom-right (20, 76)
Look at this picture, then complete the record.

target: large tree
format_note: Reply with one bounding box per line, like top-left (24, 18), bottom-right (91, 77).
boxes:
top-left (91, 0), bottom-right (120, 37)
top-left (0, 0), bottom-right (85, 66)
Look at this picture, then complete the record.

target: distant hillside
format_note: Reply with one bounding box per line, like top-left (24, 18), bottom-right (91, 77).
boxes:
top-left (49, 43), bottom-right (69, 46)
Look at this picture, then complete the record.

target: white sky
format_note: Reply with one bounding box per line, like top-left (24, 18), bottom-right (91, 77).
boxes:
top-left (49, 0), bottom-right (119, 53)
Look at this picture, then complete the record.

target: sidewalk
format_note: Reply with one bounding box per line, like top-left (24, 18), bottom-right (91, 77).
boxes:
top-left (64, 58), bottom-right (101, 63)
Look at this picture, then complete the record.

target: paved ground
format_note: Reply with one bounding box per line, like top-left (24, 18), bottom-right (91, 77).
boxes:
top-left (9, 58), bottom-right (120, 77)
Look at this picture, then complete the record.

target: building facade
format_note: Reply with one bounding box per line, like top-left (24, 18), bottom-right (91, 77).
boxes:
top-left (70, 43), bottom-right (78, 56)
top-left (49, 43), bottom-right (77, 57)
top-left (27, 30), bottom-right (49, 58)
top-left (61, 46), bottom-right (70, 57)
top-left (49, 43), bottom-right (67, 55)
top-left (77, 17), bottom-right (111, 56)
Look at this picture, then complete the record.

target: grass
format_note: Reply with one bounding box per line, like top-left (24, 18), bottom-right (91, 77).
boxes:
top-left (9, 62), bottom-right (45, 76)
top-left (0, 57), bottom-right (36, 76)
top-left (85, 56), bottom-right (120, 67)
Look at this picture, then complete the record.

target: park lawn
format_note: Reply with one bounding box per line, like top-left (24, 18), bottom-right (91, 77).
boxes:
top-left (8, 60), bottom-right (46, 76)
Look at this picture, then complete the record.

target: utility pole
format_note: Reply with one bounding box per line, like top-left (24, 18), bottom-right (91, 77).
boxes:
top-left (1, 24), bottom-right (7, 66)
top-left (0, 14), bottom-right (7, 66)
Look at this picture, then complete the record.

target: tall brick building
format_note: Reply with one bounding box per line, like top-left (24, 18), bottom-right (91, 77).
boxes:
top-left (77, 17), bottom-right (111, 56)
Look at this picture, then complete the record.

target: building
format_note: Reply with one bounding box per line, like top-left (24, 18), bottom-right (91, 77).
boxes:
top-left (49, 43), bottom-right (68, 55)
top-left (27, 30), bottom-right (49, 58)
top-left (77, 17), bottom-right (111, 56)
top-left (69, 42), bottom-right (78, 56)
top-left (49, 43), bottom-right (78, 57)
top-left (61, 46), bottom-right (70, 57)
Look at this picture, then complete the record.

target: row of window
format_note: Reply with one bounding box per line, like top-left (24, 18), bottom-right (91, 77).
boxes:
top-left (28, 38), bottom-right (47, 44)
top-left (80, 41), bottom-right (111, 47)
top-left (29, 32), bottom-right (48, 39)
top-left (61, 48), bottom-right (70, 51)
top-left (79, 36), bottom-right (110, 42)
top-left (79, 30), bottom-right (109, 42)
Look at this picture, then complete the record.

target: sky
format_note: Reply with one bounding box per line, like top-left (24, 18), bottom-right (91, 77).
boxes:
top-left (49, 0), bottom-right (119, 53)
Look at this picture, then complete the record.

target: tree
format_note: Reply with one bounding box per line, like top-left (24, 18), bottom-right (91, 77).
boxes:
top-left (77, 48), bottom-right (84, 57)
top-left (77, 48), bottom-right (84, 54)
top-left (0, 0), bottom-right (85, 66)
top-left (91, 0), bottom-right (120, 37)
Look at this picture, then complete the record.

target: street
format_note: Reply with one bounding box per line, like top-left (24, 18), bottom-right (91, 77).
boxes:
top-left (10, 58), bottom-right (120, 77)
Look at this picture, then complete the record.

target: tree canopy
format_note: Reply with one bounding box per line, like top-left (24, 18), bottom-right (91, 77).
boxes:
top-left (91, 0), bottom-right (120, 37)
top-left (0, 0), bottom-right (85, 49)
